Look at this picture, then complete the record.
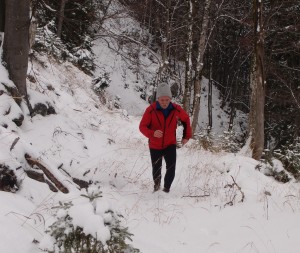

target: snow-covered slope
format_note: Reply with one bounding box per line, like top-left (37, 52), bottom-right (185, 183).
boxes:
top-left (1, 51), bottom-right (300, 252)
top-left (0, 3), bottom-right (299, 251)
top-left (93, 18), bottom-right (246, 137)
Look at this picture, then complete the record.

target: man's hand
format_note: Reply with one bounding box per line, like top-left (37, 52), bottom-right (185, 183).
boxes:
top-left (181, 138), bottom-right (189, 146)
top-left (154, 130), bottom-right (163, 138)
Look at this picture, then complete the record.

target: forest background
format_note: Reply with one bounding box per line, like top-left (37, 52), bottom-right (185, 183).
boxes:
top-left (0, 0), bottom-right (300, 252)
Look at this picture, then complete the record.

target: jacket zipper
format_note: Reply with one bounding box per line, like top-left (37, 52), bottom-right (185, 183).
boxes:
top-left (162, 116), bottom-right (166, 148)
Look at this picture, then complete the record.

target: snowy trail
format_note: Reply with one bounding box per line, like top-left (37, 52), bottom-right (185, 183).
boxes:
top-left (85, 130), bottom-right (300, 253)
top-left (1, 55), bottom-right (300, 253)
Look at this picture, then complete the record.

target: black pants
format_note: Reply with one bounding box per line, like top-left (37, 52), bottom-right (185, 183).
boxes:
top-left (150, 145), bottom-right (176, 190)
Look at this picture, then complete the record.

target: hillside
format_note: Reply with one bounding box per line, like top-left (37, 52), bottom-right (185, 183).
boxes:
top-left (1, 45), bottom-right (300, 252)
top-left (1, 2), bottom-right (300, 252)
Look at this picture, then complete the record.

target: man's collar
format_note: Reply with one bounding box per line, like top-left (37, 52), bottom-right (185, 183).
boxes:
top-left (156, 101), bottom-right (173, 110)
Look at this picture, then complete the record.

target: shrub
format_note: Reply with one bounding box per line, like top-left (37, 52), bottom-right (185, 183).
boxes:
top-left (194, 128), bottom-right (242, 153)
top-left (274, 137), bottom-right (300, 179)
top-left (218, 130), bottom-right (241, 153)
top-left (194, 128), bottom-right (218, 152)
top-left (33, 21), bottom-right (95, 75)
top-left (92, 73), bottom-right (111, 105)
top-left (47, 199), bottom-right (139, 253)
top-left (92, 73), bottom-right (111, 94)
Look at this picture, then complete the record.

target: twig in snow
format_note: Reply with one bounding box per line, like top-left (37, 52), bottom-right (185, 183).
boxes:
top-left (182, 194), bottom-right (210, 198)
top-left (10, 137), bottom-right (20, 151)
top-left (224, 175), bottom-right (245, 207)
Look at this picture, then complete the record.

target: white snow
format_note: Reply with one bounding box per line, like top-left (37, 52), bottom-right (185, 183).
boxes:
top-left (1, 4), bottom-right (300, 253)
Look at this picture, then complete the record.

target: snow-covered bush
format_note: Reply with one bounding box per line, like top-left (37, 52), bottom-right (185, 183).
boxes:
top-left (113, 95), bottom-right (121, 109)
top-left (274, 137), bottom-right (300, 179)
top-left (0, 164), bottom-right (19, 193)
top-left (92, 73), bottom-right (111, 105)
top-left (33, 21), bottom-right (71, 61)
top-left (194, 128), bottom-right (241, 153)
top-left (257, 150), bottom-right (291, 183)
top-left (73, 43), bottom-right (95, 75)
top-left (218, 130), bottom-right (241, 153)
top-left (194, 128), bottom-right (217, 152)
top-left (33, 21), bottom-right (95, 75)
top-left (46, 188), bottom-right (139, 253)
top-left (70, 34), bottom-right (95, 75)
top-left (92, 73), bottom-right (111, 94)
top-left (0, 64), bottom-right (24, 128)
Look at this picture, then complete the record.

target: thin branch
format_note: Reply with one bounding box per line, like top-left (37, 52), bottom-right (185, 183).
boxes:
top-left (182, 194), bottom-right (210, 198)
top-left (10, 137), bottom-right (20, 151)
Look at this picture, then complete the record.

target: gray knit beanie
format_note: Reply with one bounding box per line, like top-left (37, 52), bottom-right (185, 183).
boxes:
top-left (156, 82), bottom-right (172, 98)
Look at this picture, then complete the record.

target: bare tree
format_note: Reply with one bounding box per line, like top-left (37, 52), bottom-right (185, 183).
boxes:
top-left (208, 61), bottom-right (213, 129)
top-left (0, 0), bottom-right (4, 32)
top-left (3, 0), bottom-right (30, 101)
top-left (182, 0), bottom-right (193, 112)
top-left (57, 0), bottom-right (68, 38)
top-left (191, 0), bottom-right (212, 133)
top-left (249, 0), bottom-right (265, 160)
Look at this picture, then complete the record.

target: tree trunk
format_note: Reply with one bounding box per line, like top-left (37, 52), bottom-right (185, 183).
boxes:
top-left (191, 0), bottom-right (212, 133)
top-left (182, 0), bottom-right (193, 112)
top-left (208, 61), bottom-right (213, 130)
top-left (229, 77), bottom-right (238, 131)
top-left (0, 0), bottom-right (4, 32)
top-left (249, 0), bottom-right (265, 160)
top-left (3, 0), bottom-right (30, 98)
top-left (160, 0), bottom-right (170, 67)
top-left (57, 0), bottom-right (67, 38)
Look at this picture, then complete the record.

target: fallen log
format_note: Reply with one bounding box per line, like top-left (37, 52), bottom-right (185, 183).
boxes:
top-left (24, 169), bottom-right (58, 192)
top-left (25, 154), bottom-right (69, 193)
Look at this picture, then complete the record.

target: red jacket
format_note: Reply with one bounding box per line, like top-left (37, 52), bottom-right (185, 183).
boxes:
top-left (139, 102), bottom-right (192, 149)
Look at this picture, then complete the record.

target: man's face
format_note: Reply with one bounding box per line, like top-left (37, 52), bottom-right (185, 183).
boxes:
top-left (157, 96), bottom-right (171, 109)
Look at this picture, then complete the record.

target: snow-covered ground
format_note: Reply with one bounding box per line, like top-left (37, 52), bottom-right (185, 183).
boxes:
top-left (1, 51), bottom-right (300, 253)
top-left (1, 5), bottom-right (300, 252)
